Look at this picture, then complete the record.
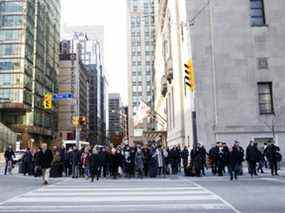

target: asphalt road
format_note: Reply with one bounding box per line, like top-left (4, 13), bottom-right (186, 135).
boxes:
top-left (0, 173), bottom-right (284, 213)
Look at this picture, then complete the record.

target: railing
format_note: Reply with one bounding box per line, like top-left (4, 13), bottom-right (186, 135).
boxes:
top-left (0, 122), bottom-right (17, 152)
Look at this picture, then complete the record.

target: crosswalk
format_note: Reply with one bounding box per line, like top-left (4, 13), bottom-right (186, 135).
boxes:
top-left (0, 178), bottom-right (239, 213)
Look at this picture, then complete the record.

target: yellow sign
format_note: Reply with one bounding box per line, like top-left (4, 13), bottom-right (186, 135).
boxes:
top-left (184, 58), bottom-right (196, 92)
top-left (43, 93), bottom-right (52, 109)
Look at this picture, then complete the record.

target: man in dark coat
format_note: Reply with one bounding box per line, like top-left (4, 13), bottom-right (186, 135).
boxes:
top-left (246, 141), bottom-right (259, 177)
top-left (264, 144), bottom-right (281, 176)
top-left (228, 144), bottom-right (244, 180)
top-left (99, 147), bottom-right (109, 178)
top-left (209, 143), bottom-right (219, 175)
top-left (90, 148), bottom-right (101, 182)
top-left (181, 146), bottom-right (189, 169)
top-left (190, 145), bottom-right (203, 177)
top-left (22, 148), bottom-right (33, 176)
top-left (142, 147), bottom-right (150, 177)
top-left (71, 146), bottom-right (80, 178)
top-left (4, 145), bottom-right (15, 175)
top-left (38, 143), bottom-right (53, 185)
top-left (148, 145), bottom-right (158, 178)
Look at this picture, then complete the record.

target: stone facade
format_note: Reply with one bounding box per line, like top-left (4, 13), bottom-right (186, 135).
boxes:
top-left (186, 0), bottom-right (285, 155)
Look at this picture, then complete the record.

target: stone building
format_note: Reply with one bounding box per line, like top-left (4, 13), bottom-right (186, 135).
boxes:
top-left (186, 0), bottom-right (285, 155)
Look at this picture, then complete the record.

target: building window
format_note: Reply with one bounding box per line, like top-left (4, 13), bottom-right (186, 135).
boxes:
top-left (250, 0), bottom-right (265, 26)
top-left (258, 82), bottom-right (274, 114)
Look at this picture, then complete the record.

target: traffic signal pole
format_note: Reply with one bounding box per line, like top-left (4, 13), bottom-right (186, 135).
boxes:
top-left (75, 45), bottom-right (80, 149)
top-left (191, 91), bottom-right (198, 148)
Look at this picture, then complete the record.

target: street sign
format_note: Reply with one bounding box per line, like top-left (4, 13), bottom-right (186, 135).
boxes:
top-left (53, 93), bottom-right (74, 100)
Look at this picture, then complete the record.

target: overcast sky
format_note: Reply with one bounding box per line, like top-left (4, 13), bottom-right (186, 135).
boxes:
top-left (61, 0), bottom-right (128, 104)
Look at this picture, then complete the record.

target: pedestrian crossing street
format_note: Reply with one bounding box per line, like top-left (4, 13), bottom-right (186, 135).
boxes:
top-left (0, 178), bottom-right (239, 213)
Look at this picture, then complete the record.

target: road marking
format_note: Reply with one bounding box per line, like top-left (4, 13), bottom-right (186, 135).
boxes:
top-left (26, 190), bottom-right (209, 196)
top-left (0, 203), bottom-right (229, 212)
top-left (38, 186), bottom-right (200, 191)
top-left (192, 182), bottom-right (241, 213)
top-left (0, 178), bottom-right (235, 212)
top-left (261, 178), bottom-right (285, 183)
top-left (12, 194), bottom-right (219, 202)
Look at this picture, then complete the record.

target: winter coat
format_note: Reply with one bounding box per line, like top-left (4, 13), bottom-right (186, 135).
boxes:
top-left (246, 145), bottom-right (259, 162)
top-left (4, 149), bottom-right (15, 161)
top-left (38, 150), bottom-right (53, 169)
top-left (71, 150), bottom-right (80, 165)
top-left (229, 147), bottom-right (244, 168)
top-left (265, 144), bottom-right (281, 162)
top-left (22, 151), bottom-right (33, 164)
top-left (181, 148), bottom-right (189, 160)
top-left (135, 152), bottom-right (144, 171)
top-left (89, 153), bottom-right (101, 174)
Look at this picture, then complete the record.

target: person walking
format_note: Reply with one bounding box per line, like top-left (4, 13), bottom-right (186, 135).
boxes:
top-left (181, 146), bottom-right (189, 169)
top-left (228, 144), bottom-right (244, 180)
top-left (264, 143), bottom-right (282, 176)
top-left (38, 143), bottom-right (53, 185)
top-left (142, 146), bottom-right (150, 177)
top-left (71, 146), bottom-right (80, 178)
top-left (81, 146), bottom-right (91, 178)
top-left (246, 141), bottom-right (259, 177)
top-left (99, 147), bottom-right (108, 178)
top-left (50, 150), bottom-right (63, 178)
top-left (157, 146), bottom-right (164, 176)
top-left (4, 145), bottom-right (15, 175)
top-left (209, 143), bottom-right (219, 175)
top-left (90, 148), bottom-right (101, 182)
top-left (190, 145), bottom-right (203, 177)
top-left (135, 148), bottom-right (144, 178)
top-left (22, 148), bottom-right (33, 176)
top-left (149, 145), bottom-right (158, 178)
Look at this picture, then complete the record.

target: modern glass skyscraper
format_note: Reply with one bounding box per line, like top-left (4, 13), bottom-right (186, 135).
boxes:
top-left (0, 0), bottom-right (60, 146)
top-left (127, 0), bottom-right (156, 144)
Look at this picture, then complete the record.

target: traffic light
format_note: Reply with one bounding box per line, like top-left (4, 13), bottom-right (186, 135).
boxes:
top-left (43, 93), bottom-right (52, 109)
top-left (78, 116), bottom-right (87, 126)
top-left (184, 58), bottom-right (196, 92)
top-left (72, 116), bottom-right (79, 127)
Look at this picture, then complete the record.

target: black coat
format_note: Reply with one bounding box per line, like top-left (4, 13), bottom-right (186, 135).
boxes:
top-left (246, 145), bottom-right (259, 162)
top-left (90, 153), bottom-right (101, 174)
top-left (265, 145), bottom-right (281, 162)
top-left (71, 150), bottom-right (80, 165)
top-left (23, 151), bottom-right (33, 164)
top-left (4, 150), bottom-right (15, 161)
top-left (38, 150), bottom-right (53, 169)
top-left (181, 149), bottom-right (189, 160)
top-left (229, 147), bottom-right (244, 167)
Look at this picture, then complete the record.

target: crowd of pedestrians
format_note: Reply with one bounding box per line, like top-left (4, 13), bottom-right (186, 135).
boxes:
top-left (3, 140), bottom-right (283, 184)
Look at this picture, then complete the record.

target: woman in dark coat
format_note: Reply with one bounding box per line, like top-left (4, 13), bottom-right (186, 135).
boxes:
top-left (22, 148), bottom-right (33, 176)
top-left (148, 146), bottom-right (158, 178)
top-left (228, 145), bottom-right (244, 180)
top-left (50, 151), bottom-right (63, 178)
top-left (90, 148), bottom-right (101, 182)
top-left (135, 148), bottom-right (144, 178)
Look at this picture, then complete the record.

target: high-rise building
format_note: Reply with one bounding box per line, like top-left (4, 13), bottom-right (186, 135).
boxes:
top-left (108, 93), bottom-right (122, 136)
top-left (0, 0), bottom-right (61, 148)
top-left (58, 39), bottom-right (89, 142)
top-left (61, 26), bottom-right (107, 145)
top-left (127, 0), bottom-right (156, 144)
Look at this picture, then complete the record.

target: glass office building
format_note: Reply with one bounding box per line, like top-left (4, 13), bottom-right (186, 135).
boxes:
top-left (0, 0), bottom-right (60, 145)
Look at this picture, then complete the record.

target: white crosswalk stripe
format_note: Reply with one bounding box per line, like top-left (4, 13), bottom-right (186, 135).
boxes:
top-left (0, 178), bottom-right (238, 213)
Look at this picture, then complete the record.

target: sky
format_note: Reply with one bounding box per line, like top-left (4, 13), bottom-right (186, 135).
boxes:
top-left (61, 0), bottom-right (128, 104)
